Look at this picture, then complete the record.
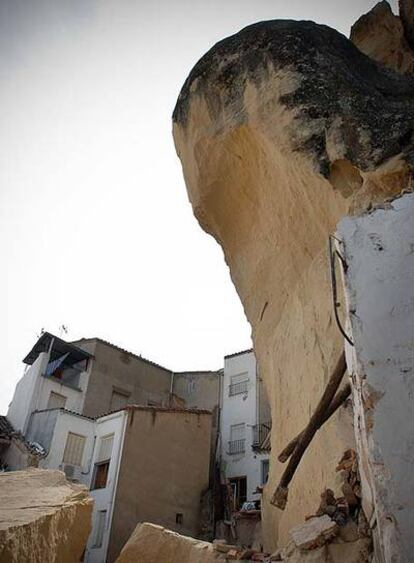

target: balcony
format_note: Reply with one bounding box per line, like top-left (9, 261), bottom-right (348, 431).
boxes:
top-left (228, 380), bottom-right (248, 396)
top-left (227, 439), bottom-right (245, 455)
top-left (252, 422), bottom-right (271, 451)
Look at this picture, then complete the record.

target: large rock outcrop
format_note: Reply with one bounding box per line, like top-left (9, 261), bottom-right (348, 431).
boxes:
top-left (351, 1), bottom-right (414, 75)
top-left (116, 523), bottom-right (225, 563)
top-left (173, 8), bottom-right (414, 556)
top-left (0, 468), bottom-right (93, 562)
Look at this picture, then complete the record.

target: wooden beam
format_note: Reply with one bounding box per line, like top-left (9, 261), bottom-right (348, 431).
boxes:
top-left (270, 351), bottom-right (347, 510)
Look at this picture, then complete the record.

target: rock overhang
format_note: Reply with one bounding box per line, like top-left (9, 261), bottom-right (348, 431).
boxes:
top-left (173, 19), bottom-right (414, 181)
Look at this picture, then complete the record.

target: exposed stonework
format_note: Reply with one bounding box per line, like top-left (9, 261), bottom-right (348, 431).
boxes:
top-left (115, 523), bottom-right (225, 563)
top-left (0, 468), bottom-right (93, 562)
top-left (351, 1), bottom-right (414, 75)
top-left (173, 9), bottom-right (414, 559)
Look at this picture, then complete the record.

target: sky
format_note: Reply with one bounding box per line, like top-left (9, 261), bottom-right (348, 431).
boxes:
top-left (0, 0), bottom-right (397, 414)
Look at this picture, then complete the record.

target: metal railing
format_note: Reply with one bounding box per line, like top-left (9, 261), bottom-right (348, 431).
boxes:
top-left (228, 380), bottom-right (249, 396)
top-left (227, 439), bottom-right (245, 455)
top-left (252, 422), bottom-right (271, 450)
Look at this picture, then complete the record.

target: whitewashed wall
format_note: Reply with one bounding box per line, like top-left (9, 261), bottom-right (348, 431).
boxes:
top-left (221, 351), bottom-right (269, 501)
top-left (7, 349), bottom-right (90, 435)
top-left (7, 352), bottom-right (49, 433)
top-left (35, 408), bottom-right (128, 563)
top-left (338, 193), bottom-right (414, 563)
top-left (39, 410), bottom-right (96, 486)
top-left (33, 374), bottom-right (85, 413)
top-left (85, 410), bottom-right (127, 563)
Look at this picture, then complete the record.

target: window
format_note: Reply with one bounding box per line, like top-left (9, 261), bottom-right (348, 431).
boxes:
top-left (93, 510), bottom-right (107, 548)
top-left (62, 432), bottom-right (86, 466)
top-left (229, 373), bottom-right (249, 396)
top-left (175, 513), bottom-right (183, 525)
top-left (228, 423), bottom-right (246, 454)
top-left (92, 461), bottom-right (110, 490)
top-left (110, 389), bottom-right (130, 411)
top-left (47, 391), bottom-right (67, 410)
top-left (261, 459), bottom-right (270, 485)
top-left (91, 434), bottom-right (114, 490)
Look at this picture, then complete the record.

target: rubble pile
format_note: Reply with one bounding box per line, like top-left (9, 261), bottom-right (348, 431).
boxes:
top-left (212, 450), bottom-right (371, 562)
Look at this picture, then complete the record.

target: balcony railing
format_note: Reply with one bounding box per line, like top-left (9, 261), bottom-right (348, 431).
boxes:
top-left (228, 380), bottom-right (248, 396)
top-left (227, 439), bottom-right (245, 455)
top-left (252, 422), bottom-right (271, 451)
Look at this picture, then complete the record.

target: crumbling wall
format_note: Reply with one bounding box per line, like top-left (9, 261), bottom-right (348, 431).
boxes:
top-left (173, 5), bottom-right (414, 556)
top-left (338, 193), bottom-right (414, 562)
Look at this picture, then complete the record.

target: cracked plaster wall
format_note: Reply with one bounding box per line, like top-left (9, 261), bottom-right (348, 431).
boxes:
top-left (338, 193), bottom-right (414, 563)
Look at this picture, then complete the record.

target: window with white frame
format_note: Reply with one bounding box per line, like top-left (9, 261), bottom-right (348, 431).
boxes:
top-left (93, 509), bottom-right (107, 548)
top-left (62, 432), bottom-right (86, 466)
top-left (229, 372), bottom-right (249, 396)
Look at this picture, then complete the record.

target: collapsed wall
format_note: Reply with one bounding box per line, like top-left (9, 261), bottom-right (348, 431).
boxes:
top-left (0, 468), bottom-right (93, 562)
top-left (173, 3), bottom-right (414, 557)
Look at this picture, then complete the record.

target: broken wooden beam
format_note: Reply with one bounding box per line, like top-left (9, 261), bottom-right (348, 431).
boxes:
top-left (278, 383), bottom-right (351, 463)
top-left (270, 351), bottom-right (347, 510)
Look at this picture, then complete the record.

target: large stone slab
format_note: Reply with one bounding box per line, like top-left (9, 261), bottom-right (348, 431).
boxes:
top-left (116, 522), bottom-right (225, 563)
top-left (0, 468), bottom-right (93, 563)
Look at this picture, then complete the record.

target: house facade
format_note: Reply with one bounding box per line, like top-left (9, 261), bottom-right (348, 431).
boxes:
top-left (3, 332), bottom-right (270, 560)
top-left (219, 350), bottom-right (271, 509)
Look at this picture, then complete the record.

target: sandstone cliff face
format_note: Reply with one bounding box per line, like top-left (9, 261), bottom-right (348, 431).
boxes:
top-left (351, 1), bottom-right (414, 75)
top-left (173, 16), bottom-right (414, 552)
top-left (0, 468), bottom-right (93, 563)
top-left (116, 523), bottom-right (225, 563)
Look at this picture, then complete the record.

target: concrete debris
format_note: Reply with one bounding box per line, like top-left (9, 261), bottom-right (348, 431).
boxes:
top-left (0, 468), bottom-right (93, 563)
top-left (289, 515), bottom-right (339, 550)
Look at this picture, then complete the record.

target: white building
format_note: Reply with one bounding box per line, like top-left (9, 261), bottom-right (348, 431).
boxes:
top-left (3, 332), bottom-right (214, 562)
top-left (3, 332), bottom-right (271, 558)
top-left (220, 349), bottom-right (271, 509)
top-left (24, 406), bottom-right (127, 563)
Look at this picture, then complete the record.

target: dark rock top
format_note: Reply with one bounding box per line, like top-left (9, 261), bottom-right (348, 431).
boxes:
top-left (173, 19), bottom-right (414, 176)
